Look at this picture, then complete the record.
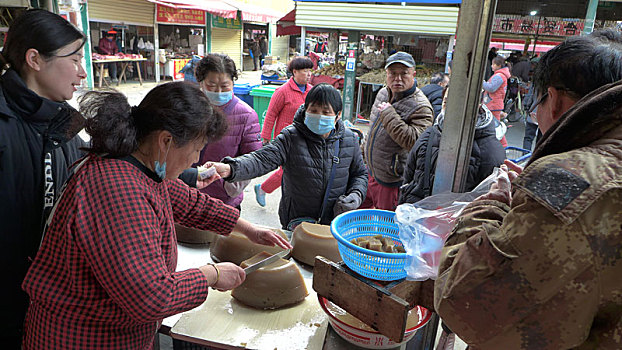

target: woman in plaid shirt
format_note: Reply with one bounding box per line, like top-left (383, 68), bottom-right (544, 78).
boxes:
top-left (21, 82), bottom-right (291, 349)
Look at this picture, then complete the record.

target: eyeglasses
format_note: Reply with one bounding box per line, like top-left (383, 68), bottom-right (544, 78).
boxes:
top-left (528, 91), bottom-right (548, 114)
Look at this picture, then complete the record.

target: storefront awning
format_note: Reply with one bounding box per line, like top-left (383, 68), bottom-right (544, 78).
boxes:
top-left (277, 9), bottom-right (324, 36)
top-left (222, 0), bottom-right (284, 23)
top-left (148, 0), bottom-right (238, 19)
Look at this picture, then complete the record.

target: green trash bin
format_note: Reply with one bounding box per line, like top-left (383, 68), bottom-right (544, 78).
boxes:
top-left (250, 85), bottom-right (279, 130)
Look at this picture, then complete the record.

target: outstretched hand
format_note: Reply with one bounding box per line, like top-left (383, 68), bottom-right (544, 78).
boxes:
top-left (234, 218), bottom-right (293, 250)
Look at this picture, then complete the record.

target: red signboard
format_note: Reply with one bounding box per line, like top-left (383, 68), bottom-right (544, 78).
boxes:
top-left (493, 15), bottom-right (585, 37)
top-left (156, 5), bottom-right (206, 25)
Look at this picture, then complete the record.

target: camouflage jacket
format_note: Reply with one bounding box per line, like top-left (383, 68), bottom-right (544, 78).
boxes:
top-left (433, 81), bottom-right (622, 349)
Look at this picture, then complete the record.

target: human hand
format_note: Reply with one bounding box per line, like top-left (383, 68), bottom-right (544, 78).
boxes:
top-left (200, 262), bottom-right (245, 291)
top-left (503, 160), bottom-right (522, 180)
top-left (196, 163), bottom-right (221, 189)
top-left (333, 192), bottom-right (362, 216)
top-left (262, 138), bottom-right (271, 146)
top-left (211, 162), bottom-right (231, 179)
top-left (234, 218), bottom-right (293, 249)
top-left (476, 165), bottom-right (513, 205)
top-left (246, 226), bottom-right (293, 249)
top-left (378, 102), bottom-right (391, 112)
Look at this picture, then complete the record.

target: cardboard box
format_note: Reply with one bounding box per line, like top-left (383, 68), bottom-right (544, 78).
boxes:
top-left (264, 56), bottom-right (278, 65)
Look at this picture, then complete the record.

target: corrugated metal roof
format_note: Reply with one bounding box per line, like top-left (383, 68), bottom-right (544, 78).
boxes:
top-left (295, 2), bottom-right (459, 35)
top-left (89, 0), bottom-right (155, 26)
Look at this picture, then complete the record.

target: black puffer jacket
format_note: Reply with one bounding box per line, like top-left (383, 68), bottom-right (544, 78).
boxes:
top-left (0, 69), bottom-right (86, 343)
top-left (420, 84), bottom-right (444, 119)
top-left (224, 106), bottom-right (368, 228)
top-left (398, 110), bottom-right (505, 204)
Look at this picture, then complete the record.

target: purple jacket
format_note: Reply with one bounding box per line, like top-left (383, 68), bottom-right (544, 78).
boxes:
top-left (195, 96), bottom-right (261, 207)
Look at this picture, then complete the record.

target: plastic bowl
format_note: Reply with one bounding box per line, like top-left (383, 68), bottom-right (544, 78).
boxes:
top-left (318, 295), bottom-right (431, 349)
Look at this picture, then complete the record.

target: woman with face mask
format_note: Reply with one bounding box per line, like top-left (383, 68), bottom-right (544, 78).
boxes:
top-left (192, 54), bottom-right (261, 210)
top-left (254, 56), bottom-right (314, 207)
top-left (0, 10), bottom-right (88, 347)
top-left (211, 84), bottom-right (368, 230)
top-left (21, 82), bottom-right (291, 349)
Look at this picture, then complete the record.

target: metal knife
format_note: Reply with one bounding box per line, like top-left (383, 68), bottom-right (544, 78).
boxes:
top-left (243, 249), bottom-right (290, 275)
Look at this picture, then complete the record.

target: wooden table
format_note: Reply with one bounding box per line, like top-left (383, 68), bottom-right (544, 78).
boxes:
top-left (93, 58), bottom-right (147, 88)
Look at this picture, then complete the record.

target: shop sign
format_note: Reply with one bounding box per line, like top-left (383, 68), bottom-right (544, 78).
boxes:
top-left (493, 15), bottom-right (585, 37)
top-left (211, 13), bottom-right (242, 29)
top-left (157, 5), bottom-right (206, 25)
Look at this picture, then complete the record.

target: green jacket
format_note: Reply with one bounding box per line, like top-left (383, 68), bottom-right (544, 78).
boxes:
top-left (434, 81), bottom-right (622, 349)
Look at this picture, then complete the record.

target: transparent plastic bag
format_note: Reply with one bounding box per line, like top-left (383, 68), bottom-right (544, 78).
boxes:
top-left (396, 168), bottom-right (505, 281)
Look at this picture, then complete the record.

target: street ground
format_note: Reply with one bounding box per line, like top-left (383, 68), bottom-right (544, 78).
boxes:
top-left (73, 73), bottom-right (523, 350)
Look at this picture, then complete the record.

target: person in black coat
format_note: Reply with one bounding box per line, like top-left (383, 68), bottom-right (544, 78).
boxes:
top-left (398, 104), bottom-right (506, 205)
top-left (213, 84), bottom-right (368, 229)
top-left (420, 72), bottom-right (449, 120)
top-left (0, 10), bottom-right (88, 347)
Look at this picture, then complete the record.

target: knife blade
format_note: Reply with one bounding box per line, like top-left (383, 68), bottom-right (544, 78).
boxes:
top-left (243, 249), bottom-right (290, 275)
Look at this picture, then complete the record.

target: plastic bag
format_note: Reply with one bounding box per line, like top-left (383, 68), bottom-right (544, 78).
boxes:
top-left (396, 168), bottom-right (506, 281)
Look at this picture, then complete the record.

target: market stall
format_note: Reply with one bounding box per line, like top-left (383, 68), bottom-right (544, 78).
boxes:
top-left (155, 4), bottom-right (207, 81)
top-left (87, 0), bottom-right (157, 83)
top-left (92, 55), bottom-right (147, 87)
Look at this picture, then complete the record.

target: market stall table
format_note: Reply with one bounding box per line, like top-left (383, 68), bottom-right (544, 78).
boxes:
top-left (161, 242), bottom-right (412, 349)
top-left (93, 58), bottom-right (147, 88)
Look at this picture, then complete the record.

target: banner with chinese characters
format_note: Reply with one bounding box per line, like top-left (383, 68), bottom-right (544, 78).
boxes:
top-left (157, 5), bottom-right (206, 26)
top-left (493, 15), bottom-right (585, 37)
top-left (211, 13), bottom-right (242, 30)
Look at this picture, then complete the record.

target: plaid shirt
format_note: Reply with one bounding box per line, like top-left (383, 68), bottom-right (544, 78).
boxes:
top-left (22, 155), bottom-right (239, 349)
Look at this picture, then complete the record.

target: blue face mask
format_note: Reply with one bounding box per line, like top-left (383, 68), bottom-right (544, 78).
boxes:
top-left (204, 90), bottom-right (233, 106)
top-left (154, 141), bottom-right (172, 180)
top-left (304, 112), bottom-right (336, 135)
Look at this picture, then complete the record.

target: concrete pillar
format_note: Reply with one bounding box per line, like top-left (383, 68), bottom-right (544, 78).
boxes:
top-left (433, 0), bottom-right (499, 195)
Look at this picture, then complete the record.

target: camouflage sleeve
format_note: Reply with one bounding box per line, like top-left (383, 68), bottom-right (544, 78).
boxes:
top-left (433, 189), bottom-right (593, 347)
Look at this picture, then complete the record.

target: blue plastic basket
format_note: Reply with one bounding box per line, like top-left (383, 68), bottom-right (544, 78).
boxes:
top-left (505, 146), bottom-right (532, 164)
top-left (331, 209), bottom-right (407, 281)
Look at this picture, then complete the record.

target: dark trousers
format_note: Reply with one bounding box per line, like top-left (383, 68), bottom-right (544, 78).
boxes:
top-left (523, 121), bottom-right (540, 151)
top-left (252, 55), bottom-right (259, 70)
top-left (106, 62), bottom-right (117, 79)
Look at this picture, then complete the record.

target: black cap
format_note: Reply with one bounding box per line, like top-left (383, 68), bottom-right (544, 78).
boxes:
top-left (385, 51), bottom-right (416, 69)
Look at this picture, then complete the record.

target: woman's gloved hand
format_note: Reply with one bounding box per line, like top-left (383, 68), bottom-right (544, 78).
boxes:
top-left (333, 191), bottom-right (362, 216)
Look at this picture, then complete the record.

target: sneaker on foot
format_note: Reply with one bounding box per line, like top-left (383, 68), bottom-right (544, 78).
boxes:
top-left (254, 184), bottom-right (266, 207)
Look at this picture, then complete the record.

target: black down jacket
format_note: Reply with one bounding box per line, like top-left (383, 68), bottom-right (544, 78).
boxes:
top-left (398, 112), bottom-right (505, 205)
top-left (420, 84), bottom-right (444, 119)
top-left (224, 106), bottom-right (368, 228)
top-left (0, 69), bottom-right (87, 344)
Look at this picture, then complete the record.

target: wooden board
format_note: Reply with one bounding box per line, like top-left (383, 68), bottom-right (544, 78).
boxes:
top-left (313, 257), bottom-right (420, 343)
top-left (170, 265), bottom-right (328, 350)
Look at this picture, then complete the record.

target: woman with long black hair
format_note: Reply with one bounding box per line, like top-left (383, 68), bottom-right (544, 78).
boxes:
top-left (0, 10), bottom-right (88, 347)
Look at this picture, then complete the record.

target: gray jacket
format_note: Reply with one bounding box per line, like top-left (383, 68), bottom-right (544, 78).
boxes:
top-left (224, 106), bottom-right (368, 228)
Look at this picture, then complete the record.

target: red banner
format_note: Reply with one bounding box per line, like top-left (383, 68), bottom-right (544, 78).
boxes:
top-left (493, 15), bottom-right (585, 37)
top-left (156, 5), bottom-right (206, 25)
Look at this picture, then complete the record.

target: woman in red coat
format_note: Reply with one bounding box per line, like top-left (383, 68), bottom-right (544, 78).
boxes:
top-left (254, 56), bottom-right (313, 206)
